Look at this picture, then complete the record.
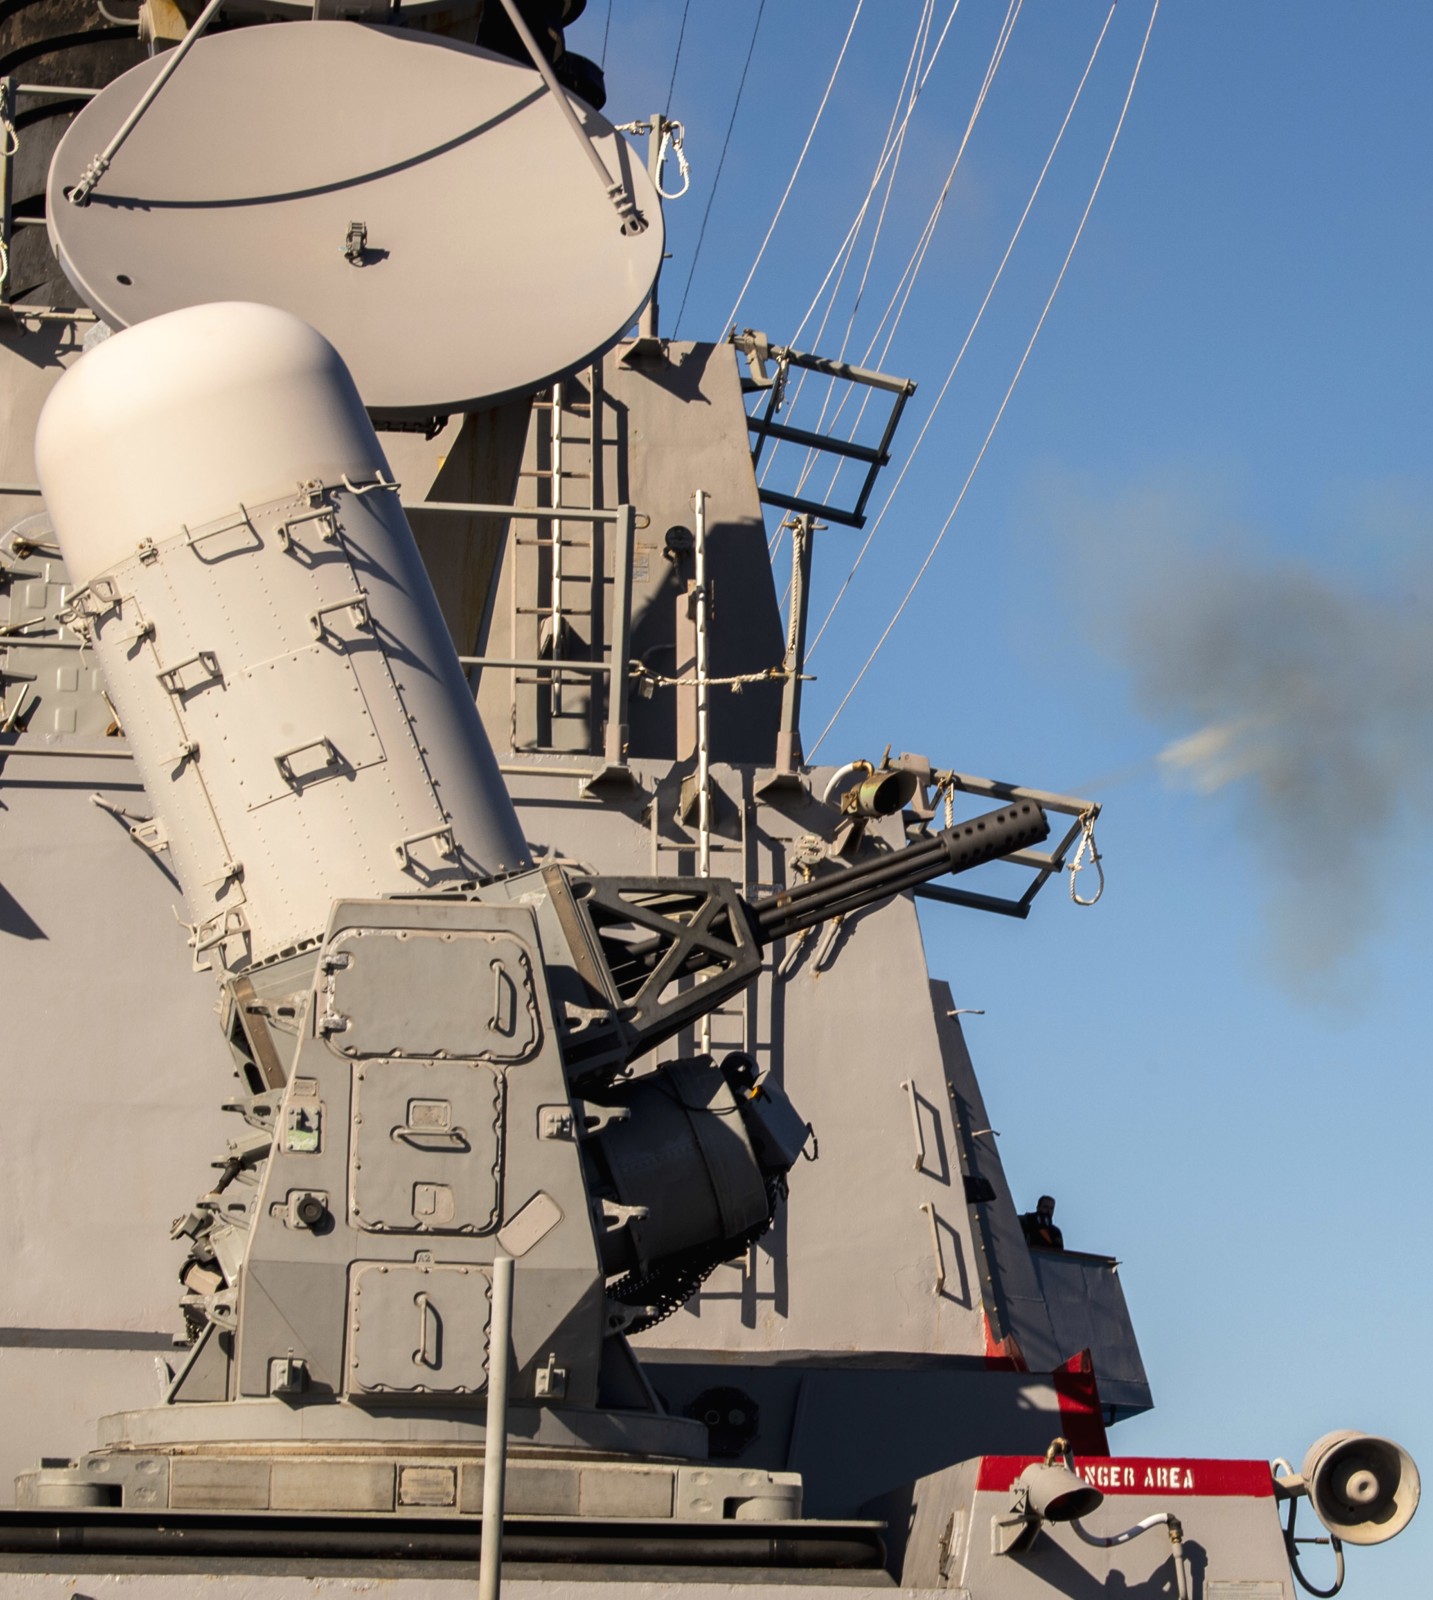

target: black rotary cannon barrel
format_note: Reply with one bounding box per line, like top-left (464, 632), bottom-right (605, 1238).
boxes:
top-left (749, 799), bottom-right (1049, 945)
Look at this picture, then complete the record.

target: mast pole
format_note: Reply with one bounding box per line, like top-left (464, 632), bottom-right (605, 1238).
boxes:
top-left (777, 514), bottom-right (816, 773)
top-left (639, 115), bottom-right (668, 338)
top-left (694, 487), bottom-right (712, 1054)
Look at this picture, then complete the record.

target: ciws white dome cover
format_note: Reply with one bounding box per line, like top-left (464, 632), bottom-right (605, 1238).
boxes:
top-left (37, 303), bottom-right (530, 969)
top-left (37, 302), bottom-right (386, 580)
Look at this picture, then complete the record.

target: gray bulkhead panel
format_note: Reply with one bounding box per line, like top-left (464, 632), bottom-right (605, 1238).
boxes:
top-left (0, 754), bottom-right (232, 1325)
top-left (472, 341), bottom-right (786, 763)
top-left (1027, 1248), bottom-right (1152, 1419)
top-left (400, 399), bottom-right (534, 660)
top-left (890, 1455), bottom-right (1292, 1594)
top-left (638, 1353), bottom-right (1074, 1520)
top-left (599, 342), bottom-right (786, 763)
top-left (0, 1348), bottom-right (167, 1501)
top-left (0, 323), bottom-right (82, 506)
top-left (0, 328), bottom-right (90, 742)
top-left (930, 980), bottom-right (1064, 1375)
top-left (0, 749), bottom-right (233, 1491)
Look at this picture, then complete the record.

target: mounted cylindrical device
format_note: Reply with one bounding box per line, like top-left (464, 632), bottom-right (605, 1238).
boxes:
top-left (36, 302), bottom-right (530, 973)
top-left (581, 1052), bottom-right (808, 1282)
top-left (574, 1051), bottom-right (810, 1334)
top-left (1290, 1431), bottom-right (1420, 1546)
top-left (823, 763), bottom-right (920, 819)
top-left (750, 799), bottom-right (1049, 944)
top-left (1018, 1460), bottom-right (1103, 1524)
top-left (551, 801), bottom-right (1051, 1077)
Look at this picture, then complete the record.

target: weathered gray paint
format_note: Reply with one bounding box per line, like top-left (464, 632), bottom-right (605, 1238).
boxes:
top-left (46, 25), bottom-right (666, 414)
top-left (0, 8), bottom-right (1413, 1586)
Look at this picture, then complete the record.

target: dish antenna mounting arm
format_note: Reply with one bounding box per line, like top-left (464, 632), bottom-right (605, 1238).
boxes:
top-left (494, 0), bottom-right (647, 235)
top-left (67, 0), bottom-right (227, 206)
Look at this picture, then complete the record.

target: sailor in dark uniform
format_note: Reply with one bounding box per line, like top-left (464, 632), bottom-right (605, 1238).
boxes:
top-left (1019, 1194), bottom-right (1064, 1250)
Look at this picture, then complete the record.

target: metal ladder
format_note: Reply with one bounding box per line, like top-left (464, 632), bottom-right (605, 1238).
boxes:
top-left (511, 372), bottom-right (605, 754)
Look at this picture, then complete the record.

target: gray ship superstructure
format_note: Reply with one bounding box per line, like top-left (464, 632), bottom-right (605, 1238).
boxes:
top-left (0, 2), bottom-right (1419, 1595)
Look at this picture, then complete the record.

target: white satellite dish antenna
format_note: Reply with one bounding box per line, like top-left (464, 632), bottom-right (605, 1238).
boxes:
top-left (47, 21), bottom-right (664, 415)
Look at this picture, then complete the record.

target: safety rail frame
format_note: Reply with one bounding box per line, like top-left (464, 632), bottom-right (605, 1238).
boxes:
top-left (731, 330), bottom-right (915, 530)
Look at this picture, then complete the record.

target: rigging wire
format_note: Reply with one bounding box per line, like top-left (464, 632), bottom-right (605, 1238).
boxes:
top-left (762, 0), bottom-right (941, 516)
top-left (855, 0), bottom-right (1022, 376)
top-left (785, 0), bottom-right (958, 352)
top-left (809, 0), bottom-right (1163, 759)
top-left (762, 0), bottom-right (1018, 531)
top-left (806, 1), bottom-right (1118, 659)
top-left (724, 0), bottom-right (864, 334)
top-left (764, 0), bottom-right (1017, 530)
top-left (763, 0), bottom-right (969, 564)
top-left (764, 0), bottom-right (938, 561)
top-left (673, 0), bottom-right (768, 338)
top-left (664, 0), bottom-right (692, 118)
top-left (599, 0), bottom-right (612, 70)
top-left (826, 1), bottom-right (936, 349)
top-left (786, 0), bottom-right (1025, 519)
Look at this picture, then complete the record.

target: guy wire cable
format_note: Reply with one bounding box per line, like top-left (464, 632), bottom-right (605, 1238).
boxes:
top-left (663, 0), bottom-right (692, 120)
top-left (799, 0), bottom-right (1024, 508)
top-left (806, 0), bottom-right (1119, 660)
top-left (673, 0), bottom-right (767, 338)
top-left (764, 0), bottom-right (1012, 548)
top-left (809, 0), bottom-right (1163, 759)
top-left (724, 0), bottom-right (864, 334)
top-left (760, 0), bottom-right (943, 523)
top-left (762, 0), bottom-right (1019, 511)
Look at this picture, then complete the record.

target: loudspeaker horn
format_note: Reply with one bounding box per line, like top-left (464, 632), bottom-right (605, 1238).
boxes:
top-left (1302, 1430), bottom-right (1420, 1546)
top-left (1017, 1460), bottom-right (1104, 1523)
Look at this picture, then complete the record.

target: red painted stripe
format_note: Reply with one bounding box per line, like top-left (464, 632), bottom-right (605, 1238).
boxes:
top-left (1051, 1349), bottom-right (1109, 1458)
top-left (976, 1456), bottom-right (1275, 1498)
top-left (981, 1312), bottom-right (1028, 1372)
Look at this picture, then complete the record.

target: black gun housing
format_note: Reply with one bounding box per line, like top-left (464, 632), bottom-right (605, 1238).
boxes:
top-left (548, 799), bottom-right (1050, 1077)
top-left (748, 798), bottom-right (1050, 945)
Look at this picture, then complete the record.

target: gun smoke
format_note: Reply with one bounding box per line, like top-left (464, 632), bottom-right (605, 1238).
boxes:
top-left (1050, 479), bottom-right (1432, 978)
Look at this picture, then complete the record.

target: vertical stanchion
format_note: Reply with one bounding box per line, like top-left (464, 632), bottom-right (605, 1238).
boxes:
top-left (776, 513), bottom-right (814, 773)
top-left (549, 382), bottom-right (564, 721)
top-left (478, 1254), bottom-right (514, 1600)
top-left (640, 114), bottom-right (664, 338)
top-left (603, 503), bottom-right (634, 768)
top-left (693, 488), bottom-right (711, 1054)
top-left (0, 77), bottom-right (15, 303)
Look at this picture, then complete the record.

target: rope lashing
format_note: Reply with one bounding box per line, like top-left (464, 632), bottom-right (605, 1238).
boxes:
top-left (628, 660), bottom-right (812, 694)
top-left (1, 79), bottom-right (19, 157)
top-left (1069, 805), bottom-right (1104, 906)
top-left (656, 120), bottom-right (691, 199)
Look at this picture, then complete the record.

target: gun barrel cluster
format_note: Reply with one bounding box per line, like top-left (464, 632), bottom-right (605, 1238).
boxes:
top-left (748, 799), bottom-right (1050, 945)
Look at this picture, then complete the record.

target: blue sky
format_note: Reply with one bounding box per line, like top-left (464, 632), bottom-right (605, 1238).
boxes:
top-left (592, 3), bottom-right (1433, 1593)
